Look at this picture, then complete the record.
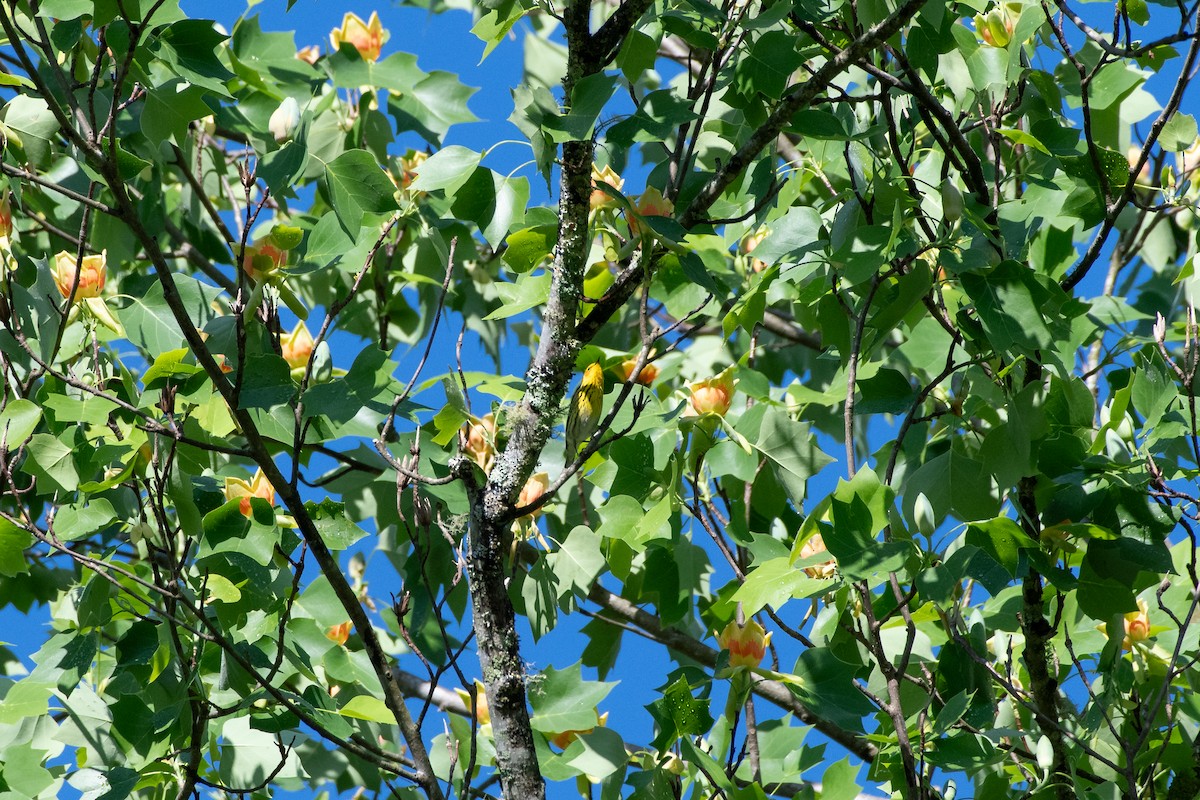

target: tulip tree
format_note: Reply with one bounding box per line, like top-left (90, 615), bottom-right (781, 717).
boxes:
top-left (4, 0), bottom-right (1200, 797)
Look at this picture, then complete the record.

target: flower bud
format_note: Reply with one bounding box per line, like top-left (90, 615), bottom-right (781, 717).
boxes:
top-left (0, 196), bottom-right (12, 239)
top-left (53, 250), bottom-right (107, 299)
top-left (330, 11), bottom-right (386, 63)
top-left (913, 492), bottom-right (936, 537)
top-left (269, 224), bottom-right (304, 251)
top-left (717, 618), bottom-right (772, 669)
top-left (940, 181), bottom-right (963, 221)
top-left (269, 97), bottom-right (300, 143)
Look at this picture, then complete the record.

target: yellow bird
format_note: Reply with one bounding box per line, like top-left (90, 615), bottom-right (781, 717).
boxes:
top-left (565, 362), bottom-right (604, 459)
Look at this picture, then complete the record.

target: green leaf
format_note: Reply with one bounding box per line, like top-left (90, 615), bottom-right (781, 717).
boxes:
top-left (736, 30), bottom-right (806, 98)
top-left (119, 275), bottom-right (224, 357)
top-left (904, 449), bottom-right (1000, 525)
top-left (25, 432), bottom-right (79, 492)
top-left (387, 70), bottom-right (479, 147)
top-left (410, 145), bottom-right (481, 194)
top-left (328, 50), bottom-right (424, 93)
top-left (306, 500), bottom-right (368, 551)
top-left (54, 499), bottom-right (117, 543)
top-left (150, 18), bottom-right (235, 95)
top-left (199, 499), bottom-right (279, 566)
top-left (484, 271), bottom-right (551, 320)
top-left (818, 759), bottom-right (864, 800)
top-left (0, 518), bottom-right (32, 576)
top-left (816, 468), bottom-right (910, 580)
top-left (741, 405), bottom-right (834, 504)
top-left (566, 726), bottom-right (627, 780)
top-left (142, 81), bottom-right (213, 145)
top-left (142, 347), bottom-right (203, 388)
top-left (450, 168), bottom-right (529, 249)
top-left (529, 662), bottom-right (616, 733)
top-left (541, 73), bottom-right (618, 143)
top-left (502, 225), bottom-right (557, 273)
top-left (0, 399), bottom-right (42, 448)
top-left (546, 526), bottom-right (606, 598)
top-left (960, 261), bottom-right (1054, 352)
top-left (521, 557), bottom-right (559, 641)
top-left (732, 556), bottom-right (834, 615)
top-left (647, 675), bottom-right (713, 749)
top-left (236, 353), bottom-right (297, 410)
top-left (965, 517), bottom-right (1036, 577)
top-left (339, 695), bottom-right (396, 722)
top-left (1159, 112), bottom-right (1199, 152)
top-left (323, 149), bottom-right (399, 234)
top-left (743, 206), bottom-right (822, 266)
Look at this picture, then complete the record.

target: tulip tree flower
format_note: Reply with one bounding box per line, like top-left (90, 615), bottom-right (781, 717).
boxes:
top-left (296, 45), bottom-right (320, 65)
top-left (685, 368), bottom-right (737, 418)
top-left (797, 533), bottom-right (837, 580)
top-left (455, 680), bottom-right (491, 728)
top-left (53, 249), bottom-right (106, 299)
top-left (330, 12), bottom-right (386, 63)
top-left (240, 233), bottom-right (308, 320)
top-left (516, 472), bottom-right (550, 518)
top-left (462, 413), bottom-right (497, 474)
top-left (224, 468), bottom-right (275, 518)
top-left (281, 321), bottom-right (315, 374)
top-left (549, 710), bottom-right (609, 750)
top-left (617, 357), bottom-right (658, 386)
top-left (590, 163), bottom-right (624, 210)
top-left (52, 250), bottom-right (122, 333)
top-left (1123, 601), bottom-right (1152, 650)
top-left (718, 618), bottom-right (772, 669)
top-left (627, 186), bottom-right (674, 237)
top-left (0, 196), bottom-right (15, 273)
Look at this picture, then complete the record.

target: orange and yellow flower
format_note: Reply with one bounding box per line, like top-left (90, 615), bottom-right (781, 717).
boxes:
top-left (590, 164), bottom-right (624, 210)
top-left (550, 711), bottom-right (609, 749)
top-left (326, 621), bottom-right (352, 645)
top-left (718, 619), bottom-right (772, 669)
top-left (617, 357), bottom-right (658, 386)
top-left (685, 368), bottom-right (736, 418)
top-left (1123, 601), bottom-right (1151, 650)
top-left (516, 472), bottom-right (550, 516)
top-left (798, 533), bottom-right (837, 579)
top-left (53, 250), bottom-right (106, 299)
top-left (281, 322), bottom-right (315, 371)
top-left (330, 12), bottom-right (386, 62)
top-left (241, 239), bottom-right (287, 282)
top-left (628, 187), bottom-right (674, 237)
top-left (0, 196), bottom-right (12, 240)
top-left (462, 413), bottom-right (497, 473)
top-left (224, 468), bottom-right (275, 517)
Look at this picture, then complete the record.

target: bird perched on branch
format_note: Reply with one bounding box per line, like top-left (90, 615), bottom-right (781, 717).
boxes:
top-left (565, 361), bottom-right (604, 460)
